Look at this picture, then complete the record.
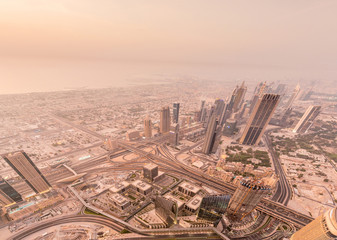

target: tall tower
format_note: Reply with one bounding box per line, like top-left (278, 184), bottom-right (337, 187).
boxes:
top-left (240, 94), bottom-right (280, 146)
top-left (284, 83), bottom-right (300, 109)
top-left (173, 103), bottom-right (180, 124)
top-left (227, 179), bottom-right (270, 221)
top-left (293, 105), bottom-right (321, 134)
top-left (160, 106), bottom-right (171, 134)
top-left (3, 151), bottom-right (51, 194)
top-left (0, 177), bottom-right (23, 206)
top-left (232, 81), bottom-right (247, 112)
top-left (144, 116), bottom-right (152, 138)
top-left (202, 114), bottom-right (221, 154)
top-left (290, 207), bottom-right (337, 240)
top-left (249, 81), bottom-right (266, 114)
top-left (214, 99), bottom-right (225, 121)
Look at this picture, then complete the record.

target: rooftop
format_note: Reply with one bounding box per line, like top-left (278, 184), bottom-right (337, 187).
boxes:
top-left (132, 180), bottom-right (152, 191)
top-left (143, 163), bottom-right (158, 171)
top-left (186, 195), bottom-right (203, 210)
top-left (179, 182), bottom-right (201, 194)
top-left (109, 193), bottom-right (129, 205)
top-left (109, 181), bottom-right (130, 193)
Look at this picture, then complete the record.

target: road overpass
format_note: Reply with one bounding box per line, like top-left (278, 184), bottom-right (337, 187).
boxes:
top-left (118, 141), bottom-right (313, 228)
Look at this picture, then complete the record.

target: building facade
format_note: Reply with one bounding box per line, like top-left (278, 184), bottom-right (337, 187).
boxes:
top-left (239, 94), bottom-right (280, 146)
top-left (226, 179), bottom-right (270, 221)
top-left (233, 82), bottom-right (247, 113)
top-left (160, 106), bottom-right (171, 134)
top-left (290, 207), bottom-right (337, 240)
top-left (3, 151), bottom-right (51, 194)
top-left (202, 113), bottom-right (221, 154)
top-left (144, 116), bottom-right (152, 138)
top-left (143, 163), bottom-right (158, 181)
top-left (197, 195), bottom-right (231, 222)
top-left (0, 177), bottom-right (23, 206)
top-left (173, 102), bottom-right (180, 124)
top-left (293, 105), bottom-right (321, 134)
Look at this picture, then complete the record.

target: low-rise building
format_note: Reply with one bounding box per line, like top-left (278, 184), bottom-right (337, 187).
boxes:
top-left (108, 193), bottom-right (130, 210)
top-left (109, 181), bottom-right (130, 194)
top-left (178, 182), bottom-right (201, 197)
top-left (132, 180), bottom-right (153, 195)
top-left (185, 195), bottom-right (203, 212)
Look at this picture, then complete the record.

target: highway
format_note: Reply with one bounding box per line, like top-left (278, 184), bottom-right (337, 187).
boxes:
top-left (118, 141), bottom-right (313, 228)
top-left (264, 130), bottom-right (292, 206)
top-left (8, 215), bottom-right (124, 240)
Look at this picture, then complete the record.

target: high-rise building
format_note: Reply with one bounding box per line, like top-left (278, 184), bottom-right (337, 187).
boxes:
top-left (170, 123), bottom-right (180, 146)
top-left (240, 94), bottom-right (280, 146)
top-left (223, 119), bottom-right (237, 137)
top-left (280, 107), bottom-right (292, 127)
top-left (197, 195), bottom-right (231, 222)
top-left (284, 83), bottom-right (300, 110)
top-left (3, 151), bottom-right (51, 194)
top-left (200, 100), bottom-right (206, 113)
top-left (301, 89), bottom-right (314, 101)
top-left (214, 99), bottom-right (225, 120)
top-left (274, 83), bottom-right (286, 95)
top-left (293, 105), bottom-right (321, 134)
top-left (173, 103), bottom-right (180, 124)
top-left (202, 114), bottom-right (221, 154)
top-left (160, 106), bottom-right (171, 134)
top-left (249, 81), bottom-right (266, 114)
top-left (232, 82), bottom-right (247, 112)
top-left (0, 177), bottom-right (23, 206)
top-left (143, 163), bottom-right (158, 181)
top-left (144, 116), bottom-right (152, 138)
top-left (155, 196), bottom-right (178, 226)
top-left (227, 179), bottom-right (270, 221)
top-left (200, 107), bottom-right (207, 122)
top-left (290, 207), bottom-right (337, 240)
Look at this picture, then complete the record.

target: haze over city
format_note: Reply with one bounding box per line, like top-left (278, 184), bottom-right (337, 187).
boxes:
top-left (1, 0), bottom-right (337, 94)
top-left (1, 1), bottom-right (337, 240)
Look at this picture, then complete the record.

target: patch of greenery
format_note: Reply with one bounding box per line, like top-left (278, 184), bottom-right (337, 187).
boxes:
top-left (84, 208), bottom-right (104, 216)
top-left (120, 229), bottom-right (131, 234)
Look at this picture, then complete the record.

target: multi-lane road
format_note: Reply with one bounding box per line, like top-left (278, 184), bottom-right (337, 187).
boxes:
top-left (119, 141), bottom-right (313, 228)
top-left (8, 215), bottom-right (124, 240)
top-left (264, 131), bottom-right (292, 206)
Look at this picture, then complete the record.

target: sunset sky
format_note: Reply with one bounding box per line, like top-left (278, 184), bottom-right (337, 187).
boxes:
top-left (0, 0), bottom-right (336, 94)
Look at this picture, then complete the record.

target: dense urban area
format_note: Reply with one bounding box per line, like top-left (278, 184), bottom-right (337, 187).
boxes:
top-left (0, 79), bottom-right (337, 240)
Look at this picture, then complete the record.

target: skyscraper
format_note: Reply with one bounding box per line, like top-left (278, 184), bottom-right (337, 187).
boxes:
top-left (197, 195), bottom-right (231, 222)
top-left (3, 151), bottom-right (51, 194)
top-left (293, 105), bottom-right (321, 134)
top-left (160, 106), bottom-right (171, 134)
top-left (226, 179), bottom-right (270, 221)
top-left (202, 113), bottom-right (221, 154)
top-left (284, 83), bottom-right (300, 110)
top-left (144, 116), bottom-right (152, 138)
top-left (232, 81), bottom-right (247, 112)
top-left (249, 81), bottom-right (266, 114)
top-left (280, 107), bottom-right (292, 127)
top-left (214, 99), bottom-right (225, 120)
top-left (155, 196), bottom-right (178, 226)
top-left (170, 123), bottom-right (180, 146)
top-left (172, 103), bottom-right (180, 124)
top-left (290, 207), bottom-right (337, 240)
top-left (0, 177), bottom-right (23, 206)
top-left (240, 94), bottom-right (280, 146)
top-left (274, 83), bottom-right (287, 95)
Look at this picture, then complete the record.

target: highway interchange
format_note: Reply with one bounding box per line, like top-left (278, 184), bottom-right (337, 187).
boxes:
top-left (7, 117), bottom-right (314, 239)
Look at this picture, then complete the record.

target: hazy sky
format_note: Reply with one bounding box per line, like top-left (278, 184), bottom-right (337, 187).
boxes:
top-left (1, 0), bottom-right (337, 94)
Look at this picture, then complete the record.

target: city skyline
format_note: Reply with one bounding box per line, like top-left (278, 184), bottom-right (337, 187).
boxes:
top-left (1, 1), bottom-right (337, 239)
